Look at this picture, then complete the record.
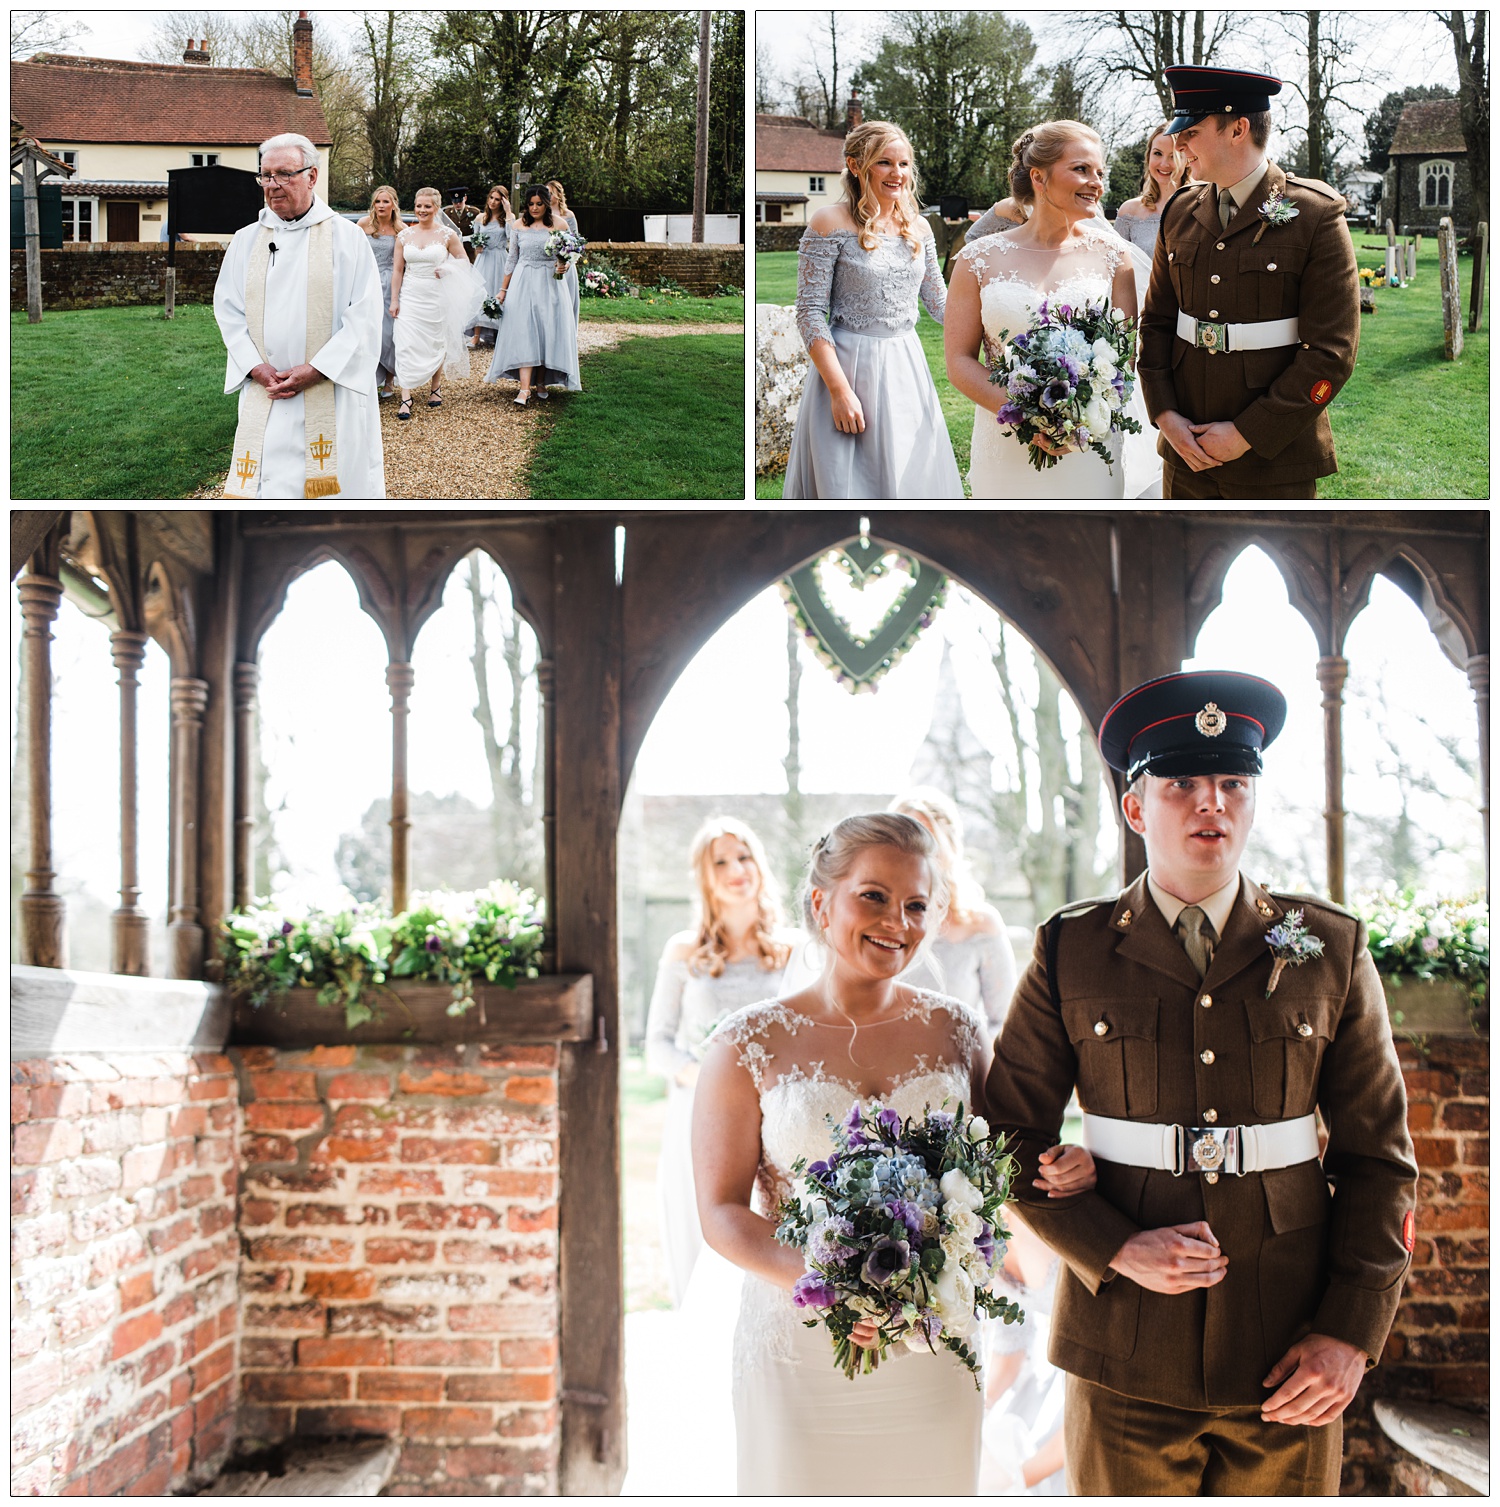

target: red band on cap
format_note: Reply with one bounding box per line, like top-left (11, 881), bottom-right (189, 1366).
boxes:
top-left (1402, 1211), bottom-right (1415, 1251)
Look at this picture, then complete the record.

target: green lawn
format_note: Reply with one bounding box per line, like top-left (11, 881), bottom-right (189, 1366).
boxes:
top-left (582, 292), bottom-right (743, 325)
top-left (12, 304), bottom-right (237, 500)
top-left (527, 331), bottom-right (744, 499)
top-left (756, 240), bottom-right (1489, 500)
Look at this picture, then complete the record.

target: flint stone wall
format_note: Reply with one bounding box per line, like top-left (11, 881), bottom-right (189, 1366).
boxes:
top-left (755, 303), bottom-right (809, 475)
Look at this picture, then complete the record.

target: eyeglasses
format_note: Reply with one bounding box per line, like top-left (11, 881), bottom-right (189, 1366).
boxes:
top-left (256, 166), bottom-right (314, 187)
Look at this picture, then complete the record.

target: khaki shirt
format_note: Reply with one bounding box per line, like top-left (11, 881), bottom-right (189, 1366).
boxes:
top-left (1138, 162), bottom-right (1360, 484)
top-left (986, 872), bottom-right (1417, 1409)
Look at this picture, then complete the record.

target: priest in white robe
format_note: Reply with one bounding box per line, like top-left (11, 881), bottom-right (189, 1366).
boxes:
top-left (214, 132), bottom-right (386, 499)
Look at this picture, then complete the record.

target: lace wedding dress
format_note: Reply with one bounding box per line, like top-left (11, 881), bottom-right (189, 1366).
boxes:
top-left (958, 223), bottom-right (1138, 500)
top-left (712, 992), bottom-right (985, 1494)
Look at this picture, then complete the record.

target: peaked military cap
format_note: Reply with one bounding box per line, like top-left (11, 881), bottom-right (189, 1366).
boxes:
top-left (1098, 669), bottom-right (1287, 783)
top-left (1163, 65), bottom-right (1283, 134)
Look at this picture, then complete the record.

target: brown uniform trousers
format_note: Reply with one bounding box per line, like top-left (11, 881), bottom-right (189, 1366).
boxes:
top-left (987, 874), bottom-right (1418, 1495)
top-left (1139, 163), bottom-right (1360, 497)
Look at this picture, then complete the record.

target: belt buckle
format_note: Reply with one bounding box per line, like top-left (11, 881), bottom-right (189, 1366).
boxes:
top-left (1195, 318), bottom-right (1229, 354)
top-left (1185, 1126), bottom-right (1240, 1176)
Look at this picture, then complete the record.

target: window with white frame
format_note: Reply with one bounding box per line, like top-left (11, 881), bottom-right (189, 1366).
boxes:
top-left (55, 149), bottom-right (78, 170)
top-left (809, 175), bottom-right (826, 195)
top-left (60, 198), bottom-right (95, 242)
top-left (190, 152), bottom-right (220, 168)
top-left (1421, 159), bottom-right (1453, 209)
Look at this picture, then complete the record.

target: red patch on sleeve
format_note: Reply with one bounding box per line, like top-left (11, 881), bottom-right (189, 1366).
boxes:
top-left (1310, 379), bottom-right (1333, 405)
top-left (1403, 1210), bottom-right (1415, 1251)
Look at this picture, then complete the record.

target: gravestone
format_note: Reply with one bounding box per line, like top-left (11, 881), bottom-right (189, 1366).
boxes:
top-left (1386, 218), bottom-right (1396, 245)
top-left (1405, 239), bottom-right (1417, 279)
top-left (1438, 216), bottom-right (1463, 359)
top-left (1469, 222), bottom-right (1488, 332)
top-left (755, 303), bottom-right (809, 475)
top-left (1360, 287), bottom-right (1377, 313)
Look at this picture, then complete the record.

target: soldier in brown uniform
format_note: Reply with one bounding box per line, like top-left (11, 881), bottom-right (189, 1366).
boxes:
top-left (1138, 67), bottom-right (1361, 499)
top-left (988, 670), bottom-right (1417, 1494)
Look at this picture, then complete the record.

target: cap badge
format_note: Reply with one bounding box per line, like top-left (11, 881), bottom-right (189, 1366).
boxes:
top-left (1196, 702), bottom-right (1228, 737)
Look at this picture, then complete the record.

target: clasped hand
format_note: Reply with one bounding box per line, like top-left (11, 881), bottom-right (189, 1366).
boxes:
top-left (250, 361), bottom-right (322, 400)
top-left (1158, 411), bottom-right (1251, 471)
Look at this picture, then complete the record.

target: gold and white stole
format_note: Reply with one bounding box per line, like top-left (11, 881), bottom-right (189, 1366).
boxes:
top-left (224, 219), bottom-right (341, 499)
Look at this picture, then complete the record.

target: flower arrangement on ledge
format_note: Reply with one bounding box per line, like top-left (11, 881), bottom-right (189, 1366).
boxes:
top-left (1354, 890), bottom-right (1489, 1030)
top-left (221, 883), bottom-right (546, 1030)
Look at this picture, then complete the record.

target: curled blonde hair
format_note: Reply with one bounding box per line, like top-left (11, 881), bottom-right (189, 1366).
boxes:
top-left (1140, 122), bottom-right (1187, 210)
top-left (841, 121), bottom-right (924, 259)
top-left (687, 817), bottom-right (789, 979)
top-left (546, 179), bottom-right (570, 218)
top-left (800, 813), bottom-right (949, 957)
top-left (1009, 119), bottom-right (1103, 208)
top-left (888, 787), bottom-right (987, 928)
top-left (413, 185), bottom-right (442, 210)
top-left (364, 184), bottom-right (401, 234)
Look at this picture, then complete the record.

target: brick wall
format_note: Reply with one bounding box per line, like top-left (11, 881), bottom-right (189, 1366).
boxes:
top-left (1341, 1034), bottom-right (1488, 1494)
top-left (586, 241), bottom-right (743, 294)
top-left (11, 248), bottom-right (226, 310)
top-left (10, 1052), bottom-right (240, 1495)
top-left (233, 1043), bottom-right (561, 1496)
top-left (755, 224), bottom-right (803, 252)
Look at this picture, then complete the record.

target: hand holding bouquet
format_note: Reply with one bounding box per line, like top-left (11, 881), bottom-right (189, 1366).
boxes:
top-left (544, 228), bottom-right (587, 279)
top-left (482, 295), bottom-right (503, 322)
top-left (775, 1101), bottom-right (1021, 1388)
top-left (989, 296), bottom-right (1141, 472)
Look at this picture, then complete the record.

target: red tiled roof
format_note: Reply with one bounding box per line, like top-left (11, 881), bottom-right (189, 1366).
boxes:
top-left (61, 181), bottom-right (167, 198)
top-left (756, 115), bottom-right (847, 173)
top-left (11, 53), bottom-right (331, 147)
top-left (1389, 99), bottom-right (1466, 157)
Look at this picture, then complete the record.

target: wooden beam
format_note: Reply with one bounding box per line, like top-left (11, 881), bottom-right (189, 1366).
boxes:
top-left (168, 678), bottom-right (209, 978)
top-left (18, 565), bottom-right (66, 966)
top-left (387, 660), bottom-right (414, 913)
top-left (229, 975), bottom-right (594, 1047)
top-left (1316, 655), bottom-right (1349, 905)
top-left (110, 630), bottom-right (151, 975)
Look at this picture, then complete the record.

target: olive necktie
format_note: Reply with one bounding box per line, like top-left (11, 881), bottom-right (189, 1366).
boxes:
top-left (1218, 190), bottom-right (1236, 230)
top-left (1176, 905), bottom-right (1217, 979)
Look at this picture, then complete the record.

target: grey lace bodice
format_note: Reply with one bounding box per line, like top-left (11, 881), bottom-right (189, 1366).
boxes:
top-left (472, 217), bottom-right (508, 257)
top-left (504, 224), bottom-right (564, 275)
top-left (1114, 211), bottom-right (1163, 250)
top-left (795, 227), bottom-right (947, 352)
top-left (965, 206), bottom-right (1025, 245)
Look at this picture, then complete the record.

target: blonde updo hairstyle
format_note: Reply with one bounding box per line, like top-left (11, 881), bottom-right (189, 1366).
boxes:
top-left (686, 817), bottom-right (790, 979)
top-left (413, 185), bottom-right (442, 212)
top-left (1009, 119), bottom-right (1103, 209)
top-left (801, 813), bottom-right (949, 964)
top-left (888, 787), bottom-right (987, 928)
top-left (841, 121), bottom-right (924, 259)
top-left (1140, 121), bottom-right (1187, 210)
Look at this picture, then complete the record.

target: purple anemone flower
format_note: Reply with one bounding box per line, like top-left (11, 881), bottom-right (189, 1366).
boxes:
top-left (424, 935), bottom-right (443, 952)
top-left (791, 1271), bottom-right (837, 1309)
top-left (281, 921), bottom-right (294, 936)
top-left (995, 402), bottom-right (1025, 427)
top-left (974, 1221), bottom-right (998, 1269)
top-left (877, 1107), bottom-right (902, 1137)
top-left (842, 1105), bottom-right (863, 1132)
top-left (807, 1159), bottom-right (831, 1178)
top-left (1039, 380), bottom-right (1072, 411)
top-left (861, 1236), bottom-right (911, 1290)
top-left (886, 1198), bottom-right (925, 1242)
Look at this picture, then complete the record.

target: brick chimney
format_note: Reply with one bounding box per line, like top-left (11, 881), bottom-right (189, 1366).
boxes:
top-left (182, 37), bottom-right (210, 65)
top-left (293, 11), bottom-right (314, 96)
top-left (845, 90), bottom-right (863, 133)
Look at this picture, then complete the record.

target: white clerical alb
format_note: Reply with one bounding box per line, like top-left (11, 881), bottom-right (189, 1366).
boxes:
top-left (214, 198), bottom-right (386, 499)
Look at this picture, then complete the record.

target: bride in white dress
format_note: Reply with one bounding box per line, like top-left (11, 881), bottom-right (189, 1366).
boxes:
top-left (945, 121), bottom-right (1141, 500)
top-left (693, 813), bottom-right (1095, 1495)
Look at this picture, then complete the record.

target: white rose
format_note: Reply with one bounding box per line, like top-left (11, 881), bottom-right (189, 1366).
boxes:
top-left (1090, 339), bottom-right (1118, 379)
top-left (1427, 915), bottom-right (1454, 940)
top-left (939, 1169), bottom-right (983, 1212)
top-left (934, 1264), bottom-right (977, 1337)
top-left (968, 1115), bottom-right (990, 1140)
top-left (1473, 927), bottom-right (1488, 951)
top-left (1082, 394), bottom-right (1112, 437)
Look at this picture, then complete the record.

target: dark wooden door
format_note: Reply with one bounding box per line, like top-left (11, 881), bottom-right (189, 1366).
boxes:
top-left (107, 201), bottom-right (139, 242)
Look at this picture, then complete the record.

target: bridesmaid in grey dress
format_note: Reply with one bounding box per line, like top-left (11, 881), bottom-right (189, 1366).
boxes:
top-left (358, 185), bottom-right (402, 397)
top-left (643, 818), bottom-right (792, 1308)
top-left (546, 180), bottom-right (582, 321)
top-left (484, 184), bottom-right (581, 403)
top-left (1113, 121), bottom-right (1187, 251)
top-left (783, 121), bottom-right (963, 499)
top-left (466, 185), bottom-right (512, 349)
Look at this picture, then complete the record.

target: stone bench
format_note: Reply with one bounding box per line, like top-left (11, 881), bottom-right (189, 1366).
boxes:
top-left (199, 1438), bottom-right (400, 1496)
top-left (1374, 1400), bottom-right (1488, 1496)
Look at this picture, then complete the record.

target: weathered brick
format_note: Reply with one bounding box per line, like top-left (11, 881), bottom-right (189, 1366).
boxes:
top-left (118, 1270), bottom-right (157, 1311)
top-left (88, 1229), bottom-right (148, 1282)
top-left (162, 1291), bottom-right (197, 1327)
top-left (12, 1351), bottom-right (62, 1412)
top-left (13, 1167), bottom-right (48, 1214)
top-left (125, 1458), bottom-right (172, 1496)
top-left (111, 1309), bottom-right (165, 1360)
top-left (27, 1082), bottom-right (91, 1118)
top-left (508, 1205), bottom-right (557, 1233)
top-left (358, 1370), bottom-right (444, 1402)
top-left (303, 1269), bottom-right (378, 1301)
top-left (12, 1312), bottom-right (50, 1358)
top-left (12, 1118), bottom-right (84, 1164)
top-left (327, 1303), bottom-right (439, 1334)
top-left (1405, 1101), bottom-right (1436, 1131)
top-left (402, 1406), bottom-right (493, 1439)
top-left (13, 1211), bottom-right (69, 1259)
top-left (286, 1201), bottom-right (391, 1228)
top-left (57, 1287), bottom-right (117, 1342)
top-left (442, 1237), bottom-right (551, 1266)
top-left (502, 1076), bottom-right (556, 1105)
top-left (502, 1137), bottom-right (556, 1169)
top-left (392, 1338), bottom-right (494, 1367)
top-left (120, 1143), bottom-right (171, 1191)
top-left (70, 1197), bottom-right (138, 1243)
top-left (1403, 1068), bottom-right (1459, 1096)
top-left (446, 1372), bottom-right (554, 1403)
top-left (243, 1301), bottom-right (327, 1332)
top-left (1442, 1101), bottom-right (1489, 1131)
top-left (298, 1336), bottom-right (390, 1367)
top-left (396, 1202), bottom-right (505, 1231)
top-left (448, 1304), bottom-right (507, 1333)
top-left (317, 1133), bottom-right (400, 1164)
top-left (241, 1336), bottom-right (295, 1368)
top-left (459, 1170), bottom-right (556, 1200)
top-left (357, 1168), bottom-right (444, 1196)
top-left (397, 1069), bottom-right (491, 1097)
top-left (199, 1203), bottom-right (235, 1238)
top-left (89, 1434), bottom-right (149, 1495)
top-left (292, 1045), bottom-right (359, 1068)
top-left (500, 1337), bottom-right (557, 1368)
top-left (1461, 1137), bottom-right (1488, 1166)
top-left (366, 1238), bottom-right (437, 1264)
top-left (327, 1072), bottom-right (392, 1101)
top-left (244, 1370), bottom-right (351, 1401)
top-left (148, 1215), bottom-right (196, 1256)
top-left (61, 1329), bottom-right (113, 1383)
top-left (119, 1385), bottom-right (168, 1438)
top-left (246, 1102), bottom-right (325, 1133)
top-left (242, 1266), bottom-right (294, 1294)
top-left (247, 1235), bottom-right (355, 1263)
top-left (1412, 1136), bottom-right (1459, 1168)
top-left (192, 1339), bottom-right (235, 1394)
top-left (193, 1376), bottom-right (235, 1430)
top-left (293, 1404), bottom-right (402, 1436)
top-left (440, 1443), bottom-right (551, 1479)
top-left (400, 1137), bottom-right (496, 1165)
top-left (247, 1070), bottom-right (317, 1101)
top-left (496, 1406), bottom-right (556, 1438)
top-left (476, 1045), bottom-right (557, 1070)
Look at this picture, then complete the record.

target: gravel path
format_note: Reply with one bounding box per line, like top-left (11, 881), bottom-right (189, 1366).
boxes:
top-left (192, 321), bottom-right (741, 500)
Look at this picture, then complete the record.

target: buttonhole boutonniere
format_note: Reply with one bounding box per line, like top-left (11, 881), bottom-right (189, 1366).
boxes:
top-left (1253, 189), bottom-right (1300, 245)
top-left (1264, 908), bottom-right (1324, 996)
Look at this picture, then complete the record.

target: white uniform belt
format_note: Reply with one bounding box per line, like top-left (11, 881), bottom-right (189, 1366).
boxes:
top-left (1176, 308), bottom-right (1300, 353)
top-left (1081, 1112), bottom-right (1319, 1176)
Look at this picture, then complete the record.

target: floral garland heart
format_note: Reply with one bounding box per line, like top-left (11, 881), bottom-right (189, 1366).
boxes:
top-left (781, 538), bottom-right (948, 694)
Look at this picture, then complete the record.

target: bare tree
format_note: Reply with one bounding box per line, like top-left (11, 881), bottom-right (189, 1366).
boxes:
top-left (356, 10), bottom-right (430, 192)
top-left (138, 12), bottom-right (251, 66)
top-left (1075, 11), bottom-right (1248, 121)
top-left (755, 40), bottom-right (783, 113)
top-left (11, 11), bottom-right (91, 58)
top-left (1441, 11), bottom-right (1489, 232)
top-left (1262, 11), bottom-right (1378, 183)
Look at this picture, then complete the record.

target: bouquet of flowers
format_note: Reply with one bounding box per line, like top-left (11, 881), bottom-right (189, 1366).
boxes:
top-left (544, 228), bottom-right (587, 279)
top-left (1357, 890), bottom-right (1489, 1007)
top-left (988, 295), bottom-right (1141, 472)
top-left (775, 1101), bottom-right (1021, 1387)
top-left (482, 295), bottom-right (504, 321)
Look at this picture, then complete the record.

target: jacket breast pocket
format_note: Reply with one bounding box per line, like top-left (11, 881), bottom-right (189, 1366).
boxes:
top-left (1167, 242), bottom-right (1197, 307)
top-left (1246, 996), bottom-right (1338, 1119)
top-left (1062, 997), bottom-right (1160, 1119)
top-left (1238, 244), bottom-right (1309, 319)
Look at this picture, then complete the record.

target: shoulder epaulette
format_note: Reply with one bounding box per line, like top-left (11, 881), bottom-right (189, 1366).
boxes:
top-left (1269, 889), bottom-right (1357, 922)
top-left (1161, 181), bottom-right (1204, 219)
top-left (1045, 894), bottom-right (1117, 926)
top-left (1283, 174), bottom-right (1345, 205)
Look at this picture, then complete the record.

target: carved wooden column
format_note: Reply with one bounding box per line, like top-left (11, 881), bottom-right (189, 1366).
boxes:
top-left (232, 662), bottom-right (259, 910)
top-left (168, 677), bottom-right (209, 977)
top-left (17, 571), bottom-right (66, 966)
top-left (1316, 654), bottom-right (1349, 905)
top-left (110, 629), bottom-right (151, 975)
top-left (1468, 653), bottom-right (1489, 880)
top-left (388, 661), bottom-right (414, 913)
top-left (537, 655), bottom-right (557, 971)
